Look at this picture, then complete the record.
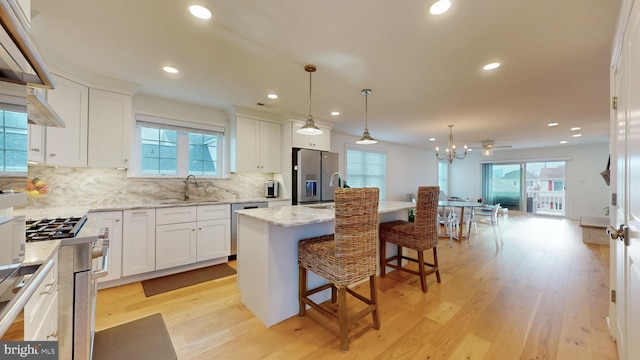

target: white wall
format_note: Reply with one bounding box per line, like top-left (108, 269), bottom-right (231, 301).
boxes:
top-left (331, 131), bottom-right (608, 219)
top-left (448, 142), bottom-right (610, 220)
top-left (330, 132), bottom-right (438, 201)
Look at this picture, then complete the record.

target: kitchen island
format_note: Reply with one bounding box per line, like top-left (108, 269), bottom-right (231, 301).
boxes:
top-left (235, 201), bottom-right (415, 327)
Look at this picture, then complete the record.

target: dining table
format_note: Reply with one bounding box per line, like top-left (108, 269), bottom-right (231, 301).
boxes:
top-left (438, 200), bottom-right (485, 240)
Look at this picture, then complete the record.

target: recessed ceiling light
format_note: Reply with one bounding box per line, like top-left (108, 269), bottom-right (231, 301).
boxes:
top-left (267, 93), bottom-right (278, 99)
top-left (573, 133), bottom-right (582, 137)
top-left (483, 62), bottom-right (501, 71)
top-left (560, 140), bottom-right (568, 144)
top-left (163, 66), bottom-right (179, 74)
top-left (429, 138), bottom-right (436, 142)
top-left (189, 5), bottom-right (212, 19)
top-left (429, 0), bottom-right (451, 15)
top-left (571, 127), bottom-right (581, 131)
top-left (548, 122), bottom-right (559, 127)
top-left (331, 111), bottom-right (340, 116)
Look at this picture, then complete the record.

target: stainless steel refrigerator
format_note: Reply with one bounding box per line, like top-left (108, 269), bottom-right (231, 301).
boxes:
top-left (292, 148), bottom-right (339, 204)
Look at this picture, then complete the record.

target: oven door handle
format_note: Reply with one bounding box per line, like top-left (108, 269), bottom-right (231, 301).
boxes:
top-left (0, 259), bottom-right (55, 337)
top-left (92, 245), bottom-right (109, 280)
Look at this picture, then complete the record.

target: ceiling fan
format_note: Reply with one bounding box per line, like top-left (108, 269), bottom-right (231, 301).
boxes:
top-left (470, 140), bottom-right (512, 155)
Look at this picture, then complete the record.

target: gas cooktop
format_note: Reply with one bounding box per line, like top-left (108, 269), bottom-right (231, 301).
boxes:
top-left (25, 215), bottom-right (88, 242)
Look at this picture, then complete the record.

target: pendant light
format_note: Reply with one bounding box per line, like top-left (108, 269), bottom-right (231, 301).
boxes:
top-left (296, 64), bottom-right (323, 136)
top-left (356, 89), bottom-right (377, 144)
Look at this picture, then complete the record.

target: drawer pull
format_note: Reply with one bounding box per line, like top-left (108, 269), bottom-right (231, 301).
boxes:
top-left (39, 280), bottom-right (57, 295)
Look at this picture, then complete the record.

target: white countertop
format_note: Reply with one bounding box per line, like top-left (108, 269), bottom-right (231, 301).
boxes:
top-left (235, 201), bottom-right (415, 227)
top-left (23, 239), bottom-right (61, 266)
top-left (13, 198), bottom-right (289, 219)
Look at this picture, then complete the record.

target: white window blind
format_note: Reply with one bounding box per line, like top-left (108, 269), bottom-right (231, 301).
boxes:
top-left (346, 146), bottom-right (387, 199)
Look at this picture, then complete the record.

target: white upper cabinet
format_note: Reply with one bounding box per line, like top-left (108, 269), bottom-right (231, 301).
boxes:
top-left (291, 120), bottom-right (331, 151)
top-left (45, 74), bottom-right (89, 167)
top-left (88, 88), bottom-right (131, 168)
top-left (28, 123), bottom-right (44, 164)
top-left (231, 115), bottom-right (281, 173)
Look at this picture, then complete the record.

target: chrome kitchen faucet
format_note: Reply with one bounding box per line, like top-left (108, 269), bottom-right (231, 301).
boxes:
top-left (184, 175), bottom-right (199, 200)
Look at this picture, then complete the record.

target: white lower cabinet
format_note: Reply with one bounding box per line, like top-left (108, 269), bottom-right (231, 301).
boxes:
top-left (89, 211), bottom-right (123, 283)
top-left (156, 205), bottom-right (230, 268)
top-left (197, 204), bottom-right (231, 261)
top-left (197, 218), bottom-right (230, 261)
top-left (156, 222), bottom-right (197, 270)
top-left (24, 252), bottom-right (58, 341)
top-left (122, 209), bottom-right (156, 277)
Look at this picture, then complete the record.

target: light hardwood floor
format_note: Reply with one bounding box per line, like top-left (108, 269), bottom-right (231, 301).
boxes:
top-left (95, 214), bottom-right (618, 359)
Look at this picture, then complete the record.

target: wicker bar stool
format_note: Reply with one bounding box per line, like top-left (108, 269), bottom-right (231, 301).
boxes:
top-left (298, 187), bottom-right (380, 352)
top-left (379, 186), bottom-right (441, 293)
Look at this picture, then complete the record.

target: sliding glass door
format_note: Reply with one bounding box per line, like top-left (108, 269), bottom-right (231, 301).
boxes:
top-left (481, 163), bottom-right (523, 211)
top-left (482, 160), bottom-right (566, 217)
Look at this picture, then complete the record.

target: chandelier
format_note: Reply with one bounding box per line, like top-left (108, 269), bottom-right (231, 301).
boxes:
top-left (296, 64), bottom-right (323, 136)
top-left (356, 89), bottom-right (377, 144)
top-left (435, 124), bottom-right (467, 163)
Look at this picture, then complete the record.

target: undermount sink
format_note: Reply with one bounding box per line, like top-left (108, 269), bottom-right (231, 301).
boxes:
top-left (159, 199), bottom-right (221, 205)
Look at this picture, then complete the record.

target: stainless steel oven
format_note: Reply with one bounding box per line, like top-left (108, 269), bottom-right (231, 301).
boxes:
top-left (56, 218), bottom-right (109, 360)
top-left (6, 215), bottom-right (109, 360)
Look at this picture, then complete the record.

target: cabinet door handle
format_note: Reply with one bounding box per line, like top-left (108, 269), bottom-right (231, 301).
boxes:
top-left (49, 153), bottom-right (56, 157)
top-left (40, 280), bottom-right (57, 295)
top-left (31, 147), bottom-right (40, 152)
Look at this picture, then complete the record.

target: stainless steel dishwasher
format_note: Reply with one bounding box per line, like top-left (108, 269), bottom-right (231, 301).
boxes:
top-left (230, 202), bottom-right (268, 259)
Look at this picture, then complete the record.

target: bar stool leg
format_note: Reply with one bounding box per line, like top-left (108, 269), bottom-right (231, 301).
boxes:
top-left (417, 250), bottom-right (427, 293)
top-left (337, 287), bottom-right (349, 351)
top-left (380, 238), bottom-right (387, 278)
top-left (298, 265), bottom-right (306, 317)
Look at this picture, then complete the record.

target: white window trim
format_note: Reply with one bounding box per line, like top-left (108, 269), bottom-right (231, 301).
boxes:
top-left (127, 113), bottom-right (226, 179)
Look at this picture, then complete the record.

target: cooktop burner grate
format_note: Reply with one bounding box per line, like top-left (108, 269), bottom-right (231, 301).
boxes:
top-left (25, 215), bottom-right (88, 242)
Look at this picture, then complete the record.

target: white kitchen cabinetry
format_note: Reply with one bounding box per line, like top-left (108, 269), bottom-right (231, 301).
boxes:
top-left (156, 207), bottom-right (197, 270)
top-left (28, 124), bottom-right (44, 164)
top-left (155, 205), bottom-right (230, 268)
top-left (24, 252), bottom-right (58, 341)
top-left (44, 74), bottom-right (89, 167)
top-left (231, 116), bottom-right (281, 173)
top-left (291, 121), bottom-right (331, 151)
top-left (88, 88), bottom-right (132, 168)
top-left (122, 209), bottom-right (156, 277)
top-left (196, 204), bottom-right (231, 261)
top-left (89, 211), bottom-right (123, 283)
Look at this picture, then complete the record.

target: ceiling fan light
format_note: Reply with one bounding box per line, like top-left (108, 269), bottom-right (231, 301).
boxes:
top-left (483, 148), bottom-right (493, 156)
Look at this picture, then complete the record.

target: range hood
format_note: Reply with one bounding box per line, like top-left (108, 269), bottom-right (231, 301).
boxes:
top-left (0, 0), bottom-right (55, 88)
top-left (26, 87), bottom-right (64, 127)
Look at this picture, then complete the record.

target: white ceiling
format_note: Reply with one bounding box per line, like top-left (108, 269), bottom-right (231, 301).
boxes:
top-left (29, 0), bottom-right (620, 152)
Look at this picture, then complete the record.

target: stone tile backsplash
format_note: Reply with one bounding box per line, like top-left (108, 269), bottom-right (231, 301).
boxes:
top-left (21, 165), bottom-right (274, 209)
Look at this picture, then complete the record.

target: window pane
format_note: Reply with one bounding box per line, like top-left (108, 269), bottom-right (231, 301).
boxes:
top-left (140, 126), bottom-right (177, 174)
top-left (346, 148), bottom-right (387, 199)
top-left (0, 110), bottom-right (27, 172)
top-left (188, 132), bottom-right (219, 176)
